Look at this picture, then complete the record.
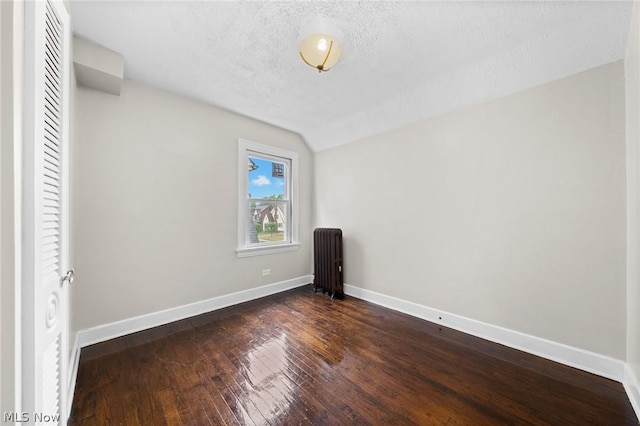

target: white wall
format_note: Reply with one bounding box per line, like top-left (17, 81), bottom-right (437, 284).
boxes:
top-left (626, 0), bottom-right (640, 401)
top-left (72, 79), bottom-right (312, 331)
top-left (315, 61), bottom-right (626, 359)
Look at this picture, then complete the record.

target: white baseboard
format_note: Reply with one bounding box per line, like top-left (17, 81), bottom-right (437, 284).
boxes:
top-left (624, 364), bottom-right (640, 421)
top-left (77, 275), bottom-right (312, 348)
top-left (344, 284), bottom-right (625, 382)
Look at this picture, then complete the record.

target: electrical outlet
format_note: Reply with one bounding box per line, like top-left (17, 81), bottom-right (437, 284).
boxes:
top-left (262, 269), bottom-right (271, 276)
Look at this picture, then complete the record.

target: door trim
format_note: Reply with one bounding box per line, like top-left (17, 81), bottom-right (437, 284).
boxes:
top-left (1, 0), bottom-right (25, 417)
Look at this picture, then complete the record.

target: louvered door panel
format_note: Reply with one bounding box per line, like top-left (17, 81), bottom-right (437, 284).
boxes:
top-left (41, 2), bottom-right (64, 420)
top-left (42, 336), bottom-right (61, 417)
top-left (42, 1), bottom-right (62, 282)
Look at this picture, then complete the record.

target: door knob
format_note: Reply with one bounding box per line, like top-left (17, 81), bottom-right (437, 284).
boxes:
top-left (61, 268), bottom-right (75, 286)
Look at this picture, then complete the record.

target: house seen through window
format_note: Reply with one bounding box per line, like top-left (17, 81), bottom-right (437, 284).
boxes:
top-left (248, 155), bottom-right (289, 243)
top-left (237, 139), bottom-right (299, 257)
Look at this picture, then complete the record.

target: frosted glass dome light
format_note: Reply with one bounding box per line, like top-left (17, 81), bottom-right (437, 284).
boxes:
top-left (299, 17), bottom-right (344, 73)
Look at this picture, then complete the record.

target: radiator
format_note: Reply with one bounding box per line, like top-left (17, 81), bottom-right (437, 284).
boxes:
top-left (313, 228), bottom-right (344, 299)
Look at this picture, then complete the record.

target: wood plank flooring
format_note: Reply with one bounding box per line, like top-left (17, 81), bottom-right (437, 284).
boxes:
top-left (70, 285), bottom-right (638, 425)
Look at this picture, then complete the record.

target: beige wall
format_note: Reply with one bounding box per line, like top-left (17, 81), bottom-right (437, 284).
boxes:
top-left (72, 79), bottom-right (312, 330)
top-left (626, 1), bottom-right (640, 386)
top-left (315, 61), bottom-right (627, 359)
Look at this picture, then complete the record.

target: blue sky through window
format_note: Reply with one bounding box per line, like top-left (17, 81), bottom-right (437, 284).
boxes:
top-left (248, 156), bottom-right (286, 199)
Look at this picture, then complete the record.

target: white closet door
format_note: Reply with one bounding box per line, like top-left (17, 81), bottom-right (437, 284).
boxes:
top-left (23, 0), bottom-right (71, 424)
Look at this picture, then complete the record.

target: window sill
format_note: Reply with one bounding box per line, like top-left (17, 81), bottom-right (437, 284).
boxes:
top-left (236, 243), bottom-right (300, 258)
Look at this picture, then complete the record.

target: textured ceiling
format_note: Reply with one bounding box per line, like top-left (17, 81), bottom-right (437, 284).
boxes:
top-left (69, 1), bottom-right (632, 152)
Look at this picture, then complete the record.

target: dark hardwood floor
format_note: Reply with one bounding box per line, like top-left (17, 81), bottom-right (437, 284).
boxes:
top-left (70, 285), bottom-right (638, 425)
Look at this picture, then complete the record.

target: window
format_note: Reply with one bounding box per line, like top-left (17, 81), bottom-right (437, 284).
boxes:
top-left (237, 139), bottom-right (299, 257)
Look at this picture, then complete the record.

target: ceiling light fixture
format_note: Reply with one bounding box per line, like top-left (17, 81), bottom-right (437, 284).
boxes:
top-left (299, 16), bottom-right (343, 73)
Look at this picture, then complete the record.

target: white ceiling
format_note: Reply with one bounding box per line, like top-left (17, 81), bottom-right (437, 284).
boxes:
top-left (69, 1), bottom-right (633, 152)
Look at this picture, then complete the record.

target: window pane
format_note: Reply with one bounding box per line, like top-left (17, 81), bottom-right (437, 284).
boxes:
top-left (250, 200), bottom-right (289, 243)
top-left (248, 156), bottom-right (287, 199)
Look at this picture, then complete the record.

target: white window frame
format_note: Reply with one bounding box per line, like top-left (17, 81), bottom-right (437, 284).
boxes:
top-left (236, 138), bottom-right (300, 258)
